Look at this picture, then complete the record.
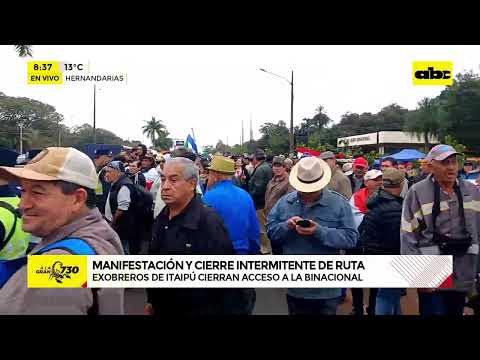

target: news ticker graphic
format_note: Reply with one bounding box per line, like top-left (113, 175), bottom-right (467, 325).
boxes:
top-left (27, 60), bottom-right (126, 85)
top-left (27, 255), bottom-right (453, 289)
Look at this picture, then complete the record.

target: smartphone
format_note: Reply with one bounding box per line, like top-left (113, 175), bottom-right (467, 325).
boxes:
top-left (296, 219), bottom-right (312, 228)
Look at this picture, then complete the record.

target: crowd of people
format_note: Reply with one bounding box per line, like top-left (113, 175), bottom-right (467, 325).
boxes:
top-left (1, 142), bottom-right (480, 316)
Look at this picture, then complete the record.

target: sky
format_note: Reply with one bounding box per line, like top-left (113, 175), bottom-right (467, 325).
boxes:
top-left (1, 45), bottom-right (480, 150)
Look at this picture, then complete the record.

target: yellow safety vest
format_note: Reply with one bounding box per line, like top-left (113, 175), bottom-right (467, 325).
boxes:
top-left (0, 197), bottom-right (29, 260)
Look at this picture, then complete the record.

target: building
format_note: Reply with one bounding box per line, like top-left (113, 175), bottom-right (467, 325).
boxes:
top-left (337, 131), bottom-right (439, 155)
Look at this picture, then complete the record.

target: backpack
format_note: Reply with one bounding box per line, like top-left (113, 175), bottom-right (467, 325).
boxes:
top-left (124, 183), bottom-right (154, 227)
top-left (0, 201), bottom-right (22, 253)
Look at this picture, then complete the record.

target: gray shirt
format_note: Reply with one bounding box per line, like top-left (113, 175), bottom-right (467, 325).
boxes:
top-left (401, 174), bottom-right (480, 292)
top-left (105, 183), bottom-right (131, 222)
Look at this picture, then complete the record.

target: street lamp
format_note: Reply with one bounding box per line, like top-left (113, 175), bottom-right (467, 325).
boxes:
top-left (259, 68), bottom-right (294, 153)
top-left (93, 84), bottom-right (96, 144)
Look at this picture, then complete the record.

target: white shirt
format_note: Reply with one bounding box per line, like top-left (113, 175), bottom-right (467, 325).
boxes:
top-left (105, 182), bottom-right (131, 222)
top-left (143, 168), bottom-right (159, 182)
top-left (153, 180), bottom-right (204, 219)
top-left (349, 196), bottom-right (364, 229)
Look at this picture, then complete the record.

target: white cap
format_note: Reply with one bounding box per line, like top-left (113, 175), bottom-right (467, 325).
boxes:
top-left (364, 169), bottom-right (383, 181)
top-left (0, 147), bottom-right (98, 189)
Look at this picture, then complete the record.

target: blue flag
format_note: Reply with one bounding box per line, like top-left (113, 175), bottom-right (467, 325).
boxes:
top-left (186, 134), bottom-right (198, 154)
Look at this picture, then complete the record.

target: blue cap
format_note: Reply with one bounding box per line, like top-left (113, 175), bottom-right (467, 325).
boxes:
top-left (0, 148), bottom-right (19, 167)
top-left (106, 160), bottom-right (125, 173)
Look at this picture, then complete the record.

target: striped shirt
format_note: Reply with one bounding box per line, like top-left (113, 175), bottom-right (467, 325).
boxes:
top-left (401, 174), bottom-right (480, 292)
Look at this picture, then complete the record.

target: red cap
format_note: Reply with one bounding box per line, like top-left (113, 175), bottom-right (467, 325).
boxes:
top-left (353, 157), bottom-right (368, 168)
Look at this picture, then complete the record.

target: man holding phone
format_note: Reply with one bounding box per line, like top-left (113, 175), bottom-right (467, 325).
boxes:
top-left (266, 157), bottom-right (359, 315)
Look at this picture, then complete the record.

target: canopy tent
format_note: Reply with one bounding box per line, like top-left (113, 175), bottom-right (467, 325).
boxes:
top-left (382, 149), bottom-right (426, 162)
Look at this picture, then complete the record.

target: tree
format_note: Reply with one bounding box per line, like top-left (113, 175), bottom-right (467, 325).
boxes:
top-left (404, 97), bottom-right (445, 150)
top-left (214, 140), bottom-right (231, 154)
top-left (153, 129), bottom-right (173, 150)
top-left (437, 71), bottom-right (480, 153)
top-left (14, 45), bottom-right (33, 57)
top-left (0, 92), bottom-right (64, 152)
top-left (202, 145), bottom-right (215, 156)
top-left (141, 116), bottom-right (166, 146)
top-left (67, 124), bottom-right (125, 147)
top-left (295, 105), bottom-right (332, 147)
top-left (258, 120), bottom-right (290, 155)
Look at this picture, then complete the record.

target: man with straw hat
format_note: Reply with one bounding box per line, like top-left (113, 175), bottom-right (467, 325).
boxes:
top-left (266, 157), bottom-right (359, 315)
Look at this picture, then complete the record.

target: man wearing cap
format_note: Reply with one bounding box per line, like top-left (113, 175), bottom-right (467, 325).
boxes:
top-left (0, 148), bottom-right (29, 260)
top-left (359, 168), bottom-right (405, 315)
top-left (94, 149), bottom-right (114, 215)
top-left (458, 160), bottom-right (479, 181)
top-left (264, 156), bottom-right (295, 255)
top-left (350, 169), bottom-right (383, 216)
top-left (0, 147), bottom-right (124, 315)
top-left (348, 169), bottom-right (382, 315)
top-left (266, 157), bottom-right (358, 315)
top-left (202, 155), bottom-right (260, 314)
top-left (265, 156), bottom-right (295, 217)
top-left (140, 154), bottom-right (159, 190)
top-left (284, 158), bottom-right (294, 174)
top-left (103, 161), bottom-right (133, 255)
top-left (348, 157), bottom-right (368, 194)
top-left (321, 151), bottom-right (352, 200)
top-left (401, 144), bottom-right (480, 315)
top-left (249, 149), bottom-right (273, 254)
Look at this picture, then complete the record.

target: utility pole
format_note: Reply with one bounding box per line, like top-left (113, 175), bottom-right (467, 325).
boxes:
top-left (259, 68), bottom-right (295, 153)
top-left (290, 70), bottom-right (294, 154)
top-left (250, 114), bottom-right (253, 142)
top-left (57, 118), bottom-right (61, 146)
top-left (93, 84), bottom-right (96, 144)
top-left (19, 123), bottom-right (23, 154)
top-left (241, 119), bottom-right (244, 145)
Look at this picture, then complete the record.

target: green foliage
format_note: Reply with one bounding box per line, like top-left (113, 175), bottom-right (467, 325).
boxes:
top-left (141, 116), bottom-right (167, 147)
top-left (404, 97), bottom-right (446, 150)
top-left (258, 120), bottom-right (290, 155)
top-left (0, 92), bottom-right (148, 153)
top-left (202, 145), bottom-right (215, 156)
top-left (437, 71), bottom-right (480, 153)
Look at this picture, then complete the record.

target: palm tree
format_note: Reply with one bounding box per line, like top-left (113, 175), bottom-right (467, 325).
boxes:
top-left (14, 45), bottom-right (33, 57)
top-left (141, 116), bottom-right (166, 147)
top-left (404, 97), bottom-right (445, 152)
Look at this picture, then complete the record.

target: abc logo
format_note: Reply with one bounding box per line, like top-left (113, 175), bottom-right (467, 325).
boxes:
top-left (415, 67), bottom-right (450, 80)
top-left (412, 61), bottom-right (453, 86)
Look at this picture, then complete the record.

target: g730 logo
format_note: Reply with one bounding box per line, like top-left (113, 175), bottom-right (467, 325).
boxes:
top-left (49, 261), bottom-right (80, 283)
top-left (28, 255), bottom-right (87, 288)
top-left (412, 61), bottom-right (453, 86)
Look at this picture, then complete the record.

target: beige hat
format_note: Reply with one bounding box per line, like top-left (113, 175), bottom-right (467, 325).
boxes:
top-left (364, 169), bottom-right (383, 181)
top-left (289, 157), bottom-right (331, 193)
top-left (0, 147), bottom-right (98, 190)
top-left (382, 168), bottom-right (405, 188)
